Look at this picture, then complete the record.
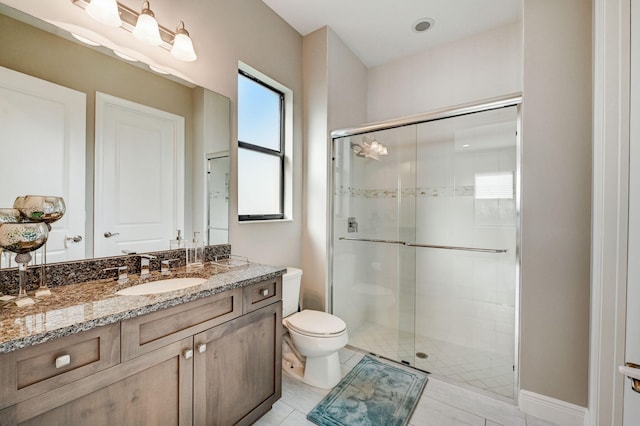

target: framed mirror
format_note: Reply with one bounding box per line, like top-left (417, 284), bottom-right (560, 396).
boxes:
top-left (0, 3), bottom-right (230, 266)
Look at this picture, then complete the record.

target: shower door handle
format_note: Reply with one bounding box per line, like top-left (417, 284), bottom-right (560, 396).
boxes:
top-left (406, 242), bottom-right (507, 254)
top-left (339, 237), bottom-right (507, 253)
top-left (339, 237), bottom-right (405, 245)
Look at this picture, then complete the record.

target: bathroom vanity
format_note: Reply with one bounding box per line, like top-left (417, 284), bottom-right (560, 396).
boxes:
top-left (0, 263), bottom-right (284, 425)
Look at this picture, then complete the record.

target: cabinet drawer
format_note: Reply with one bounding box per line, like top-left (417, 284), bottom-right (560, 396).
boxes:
top-left (121, 288), bottom-right (242, 360)
top-left (0, 323), bottom-right (120, 406)
top-left (243, 276), bottom-right (282, 314)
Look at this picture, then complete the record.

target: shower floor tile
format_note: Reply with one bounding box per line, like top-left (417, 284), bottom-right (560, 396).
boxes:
top-left (348, 322), bottom-right (515, 399)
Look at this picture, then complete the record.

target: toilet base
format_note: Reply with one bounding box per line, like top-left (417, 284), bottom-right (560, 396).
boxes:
top-left (303, 351), bottom-right (342, 389)
top-left (282, 351), bottom-right (342, 389)
top-left (283, 352), bottom-right (342, 389)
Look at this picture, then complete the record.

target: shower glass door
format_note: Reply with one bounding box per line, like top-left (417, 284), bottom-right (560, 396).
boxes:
top-left (331, 103), bottom-right (519, 400)
top-left (332, 124), bottom-right (417, 366)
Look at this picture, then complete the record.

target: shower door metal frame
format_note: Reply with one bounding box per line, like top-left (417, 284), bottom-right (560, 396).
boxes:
top-left (328, 92), bottom-right (523, 401)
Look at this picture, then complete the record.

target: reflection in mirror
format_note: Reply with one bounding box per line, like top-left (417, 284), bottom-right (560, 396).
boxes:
top-left (0, 4), bottom-right (230, 267)
top-left (208, 154), bottom-right (230, 245)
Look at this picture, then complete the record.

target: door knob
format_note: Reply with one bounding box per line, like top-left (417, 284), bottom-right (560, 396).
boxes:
top-left (104, 231), bottom-right (120, 238)
top-left (64, 235), bottom-right (84, 248)
top-left (618, 362), bottom-right (640, 393)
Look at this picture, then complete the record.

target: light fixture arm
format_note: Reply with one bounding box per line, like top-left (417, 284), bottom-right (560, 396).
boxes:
top-left (175, 20), bottom-right (189, 37)
top-left (72, 0), bottom-right (196, 60)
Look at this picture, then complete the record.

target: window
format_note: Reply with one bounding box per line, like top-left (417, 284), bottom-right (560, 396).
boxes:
top-left (237, 70), bottom-right (285, 221)
top-left (474, 172), bottom-right (514, 199)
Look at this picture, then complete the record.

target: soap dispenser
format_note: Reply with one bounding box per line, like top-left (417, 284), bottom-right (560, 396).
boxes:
top-left (170, 229), bottom-right (185, 250)
top-left (187, 231), bottom-right (204, 269)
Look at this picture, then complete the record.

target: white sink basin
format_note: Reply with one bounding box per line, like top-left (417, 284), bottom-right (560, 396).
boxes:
top-left (116, 277), bottom-right (208, 296)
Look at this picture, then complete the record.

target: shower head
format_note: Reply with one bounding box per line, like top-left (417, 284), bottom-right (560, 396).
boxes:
top-left (351, 138), bottom-right (388, 160)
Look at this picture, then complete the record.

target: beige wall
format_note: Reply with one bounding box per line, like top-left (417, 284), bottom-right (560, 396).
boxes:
top-left (521, 0), bottom-right (592, 406)
top-left (367, 21), bottom-right (522, 122)
top-left (301, 27), bottom-right (367, 310)
top-left (301, 28), bottom-right (329, 310)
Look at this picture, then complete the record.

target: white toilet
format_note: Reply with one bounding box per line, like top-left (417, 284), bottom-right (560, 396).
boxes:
top-left (282, 267), bottom-right (348, 389)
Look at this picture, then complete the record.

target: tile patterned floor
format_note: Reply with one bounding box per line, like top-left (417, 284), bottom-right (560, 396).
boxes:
top-left (348, 323), bottom-right (515, 399)
top-left (254, 347), bottom-right (557, 426)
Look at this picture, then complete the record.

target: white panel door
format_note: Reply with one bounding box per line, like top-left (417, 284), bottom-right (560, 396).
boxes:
top-left (94, 92), bottom-right (184, 258)
top-left (0, 66), bottom-right (86, 263)
top-left (624, 1), bottom-right (640, 423)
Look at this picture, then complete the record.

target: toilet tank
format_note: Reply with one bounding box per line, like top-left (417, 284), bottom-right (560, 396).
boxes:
top-left (282, 267), bottom-right (302, 317)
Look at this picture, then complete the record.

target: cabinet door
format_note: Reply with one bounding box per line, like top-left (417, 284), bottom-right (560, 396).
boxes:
top-left (193, 302), bottom-right (282, 426)
top-left (9, 337), bottom-right (193, 426)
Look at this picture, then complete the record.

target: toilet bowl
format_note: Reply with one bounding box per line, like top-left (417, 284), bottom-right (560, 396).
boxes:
top-left (282, 268), bottom-right (349, 389)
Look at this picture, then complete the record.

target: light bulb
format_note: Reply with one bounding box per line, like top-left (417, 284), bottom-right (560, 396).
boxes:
top-left (132, 1), bottom-right (162, 46)
top-left (86, 0), bottom-right (122, 27)
top-left (171, 22), bottom-right (197, 61)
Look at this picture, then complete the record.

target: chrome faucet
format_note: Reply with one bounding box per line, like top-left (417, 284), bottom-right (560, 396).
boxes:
top-left (161, 258), bottom-right (180, 276)
top-left (139, 254), bottom-right (156, 278)
top-left (104, 265), bottom-right (128, 284)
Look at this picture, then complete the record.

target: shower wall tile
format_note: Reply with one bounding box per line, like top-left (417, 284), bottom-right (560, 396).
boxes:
top-left (454, 154), bottom-right (476, 186)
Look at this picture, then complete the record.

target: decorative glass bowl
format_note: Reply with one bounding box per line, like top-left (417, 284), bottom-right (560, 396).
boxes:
top-left (0, 222), bottom-right (49, 255)
top-left (0, 222), bottom-right (49, 306)
top-left (14, 196), bottom-right (65, 297)
top-left (14, 195), bottom-right (66, 226)
top-left (0, 208), bottom-right (23, 224)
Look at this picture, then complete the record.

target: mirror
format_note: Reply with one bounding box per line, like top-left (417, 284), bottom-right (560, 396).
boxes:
top-left (0, 4), bottom-right (230, 266)
top-left (207, 153), bottom-right (230, 245)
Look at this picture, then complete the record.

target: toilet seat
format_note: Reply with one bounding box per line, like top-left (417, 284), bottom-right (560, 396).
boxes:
top-left (284, 309), bottom-right (347, 337)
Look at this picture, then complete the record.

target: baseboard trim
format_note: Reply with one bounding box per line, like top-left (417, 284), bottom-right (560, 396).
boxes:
top-left (519, 390), bottom-right (588, 426)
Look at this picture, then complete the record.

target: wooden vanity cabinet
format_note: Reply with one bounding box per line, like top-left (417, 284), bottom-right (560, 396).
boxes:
top-left (194, 301), bottom-right (282, 425)
top-left (5, 337), bottom-right (194, 426)
top-left (0, 276), bottom-right (283, 425)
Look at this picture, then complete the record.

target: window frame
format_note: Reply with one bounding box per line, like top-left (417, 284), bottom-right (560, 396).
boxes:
top-left (237, 69), bottom-right (286, 221)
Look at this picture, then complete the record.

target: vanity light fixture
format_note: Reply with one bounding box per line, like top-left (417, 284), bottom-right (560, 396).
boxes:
top-left (85, 0), bottom-right (122, 27)
top-left (132, 1), bottom-right (162, 46)
top-left (72, 0), bottom-right (197, 62)
top-left (170, 21), bottom-right (197, 62)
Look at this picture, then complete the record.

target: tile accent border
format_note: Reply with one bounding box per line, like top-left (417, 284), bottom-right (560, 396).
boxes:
top-left (336, 185), bottom-right (475, 199)
top-left (518, 390), bottom-right (588, 426)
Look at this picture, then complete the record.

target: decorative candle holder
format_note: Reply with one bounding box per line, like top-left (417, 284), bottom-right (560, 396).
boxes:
top-left (15, 196), bottom-right (66, 297)
top-left (0, 222), bottom-right (49, 306)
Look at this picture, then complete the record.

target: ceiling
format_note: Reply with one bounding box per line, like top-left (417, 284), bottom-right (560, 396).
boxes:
top-left (262, 0), bottom-right (522, 68)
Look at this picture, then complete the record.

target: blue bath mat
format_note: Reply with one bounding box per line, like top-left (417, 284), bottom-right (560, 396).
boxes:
top-left (307, 355), bottom-right (428, 426)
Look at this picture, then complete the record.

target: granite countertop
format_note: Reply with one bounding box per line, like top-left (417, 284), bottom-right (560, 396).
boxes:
top-left (0, 262), bottom-right (286, 354)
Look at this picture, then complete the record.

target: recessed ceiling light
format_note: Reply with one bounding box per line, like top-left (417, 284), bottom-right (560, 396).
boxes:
top-left (413, 18), bottom-right (435, 33)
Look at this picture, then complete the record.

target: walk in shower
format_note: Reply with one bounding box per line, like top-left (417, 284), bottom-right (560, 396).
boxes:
top-left (331, 96), bottom-right (521, 400)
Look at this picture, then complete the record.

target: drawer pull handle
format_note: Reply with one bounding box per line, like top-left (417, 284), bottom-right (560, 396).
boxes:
top-left (197, 343), bottom-right (207, 353)
top-left (55, 354), bottom-right (71, 369)
top-left (261, 289), bottom-right (269, 297)
top-left (183, 349), bottom-right (193, 360)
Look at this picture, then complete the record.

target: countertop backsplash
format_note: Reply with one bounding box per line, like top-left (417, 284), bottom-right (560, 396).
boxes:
top-left (0, 244), bottom-right (231, 295)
